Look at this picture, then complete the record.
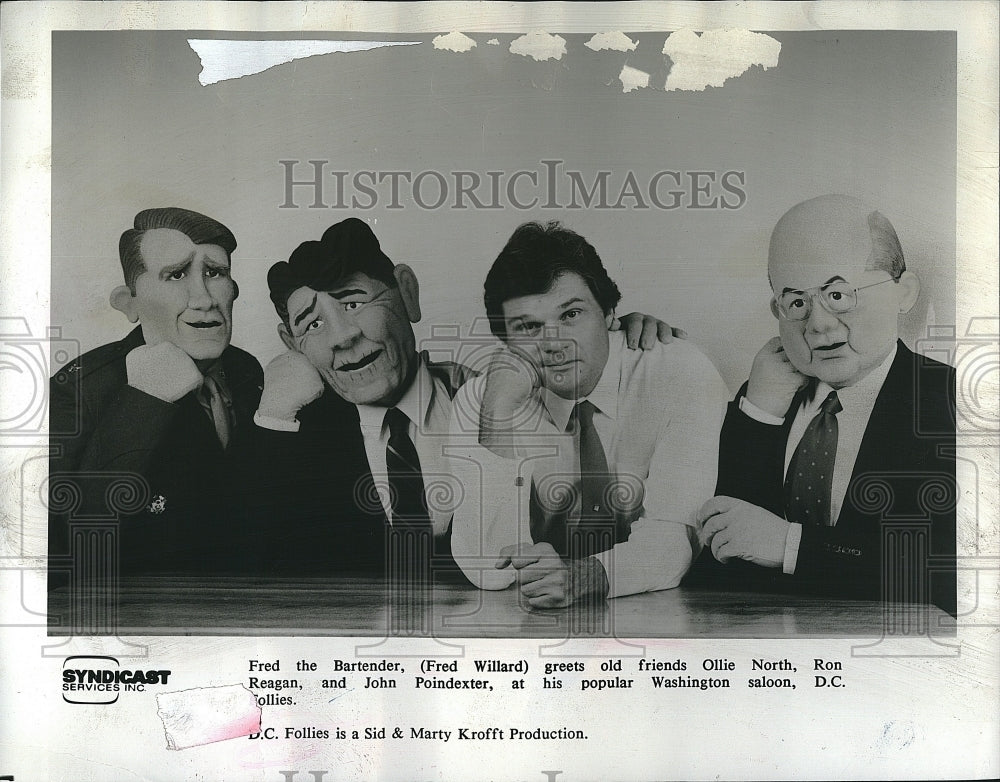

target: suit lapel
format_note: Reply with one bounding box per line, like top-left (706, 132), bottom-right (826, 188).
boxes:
top-left (841, 342), bottom-right (913, 526)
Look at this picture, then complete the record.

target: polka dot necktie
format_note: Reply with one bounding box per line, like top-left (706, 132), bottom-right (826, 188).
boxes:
top-left (784, 391), bottom-right (842, 527)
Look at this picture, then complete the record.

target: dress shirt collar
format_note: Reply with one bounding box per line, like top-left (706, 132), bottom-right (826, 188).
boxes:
top-left (805, 343), bottom-right (897, 415)
top-left (539, 330), bottom-right (623, 431)
top-left (356, 353), bottom-right (432, 434)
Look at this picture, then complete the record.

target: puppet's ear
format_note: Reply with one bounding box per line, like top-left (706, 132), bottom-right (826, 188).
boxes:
top-left (896, 270), bottom-right (920, 314)
top-left (278, 322), bottom-right (297, 351)
top-left (110, 286), bottom-right (139, 323)
top-left (394, 264), bottom-right (422, 323)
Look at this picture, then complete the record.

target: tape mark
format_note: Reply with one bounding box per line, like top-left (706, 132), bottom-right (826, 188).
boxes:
top-left (187, 40), bottom-right (422, 86)
top-left (156, 684), bottom-right (261, 750)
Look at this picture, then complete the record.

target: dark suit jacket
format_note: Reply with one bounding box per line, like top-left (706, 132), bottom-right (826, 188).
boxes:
top-left (245, 355), bottom-right (474, 577)
top-left (686, 341), bottom-right (956, 616)
top-left (48, 326), bottom-right (264, 579)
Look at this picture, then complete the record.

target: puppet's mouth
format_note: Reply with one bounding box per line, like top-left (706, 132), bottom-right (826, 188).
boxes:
top-left (186, 320), bottom-right (223, 329)
top-left (336, 351), bottom-right (382, 372)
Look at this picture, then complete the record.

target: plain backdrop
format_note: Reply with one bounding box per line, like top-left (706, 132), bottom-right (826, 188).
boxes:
top-left (51, 30), bottom-right (956, 392)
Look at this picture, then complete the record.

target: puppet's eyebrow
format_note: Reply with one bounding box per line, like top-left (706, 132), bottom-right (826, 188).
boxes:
top-left (293, 293), bottom-right (318, 327)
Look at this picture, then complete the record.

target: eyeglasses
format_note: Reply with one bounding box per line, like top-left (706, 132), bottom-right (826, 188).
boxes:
top-left (773, 278), bottom-right (897, 321)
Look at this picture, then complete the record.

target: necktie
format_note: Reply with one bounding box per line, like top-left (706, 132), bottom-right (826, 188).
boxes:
top-left (200, 375), bottom-right (231, 449)
top-left (530, 400), bottom-right (618, 558)
top-left (576, 400), bottom-right (615, 526)
top-left (385, 408), bottom-right (431, 528)
top-left (784, 390), bottom-right (842, 526)
top-left (384, 407), bottom-right (432, 599)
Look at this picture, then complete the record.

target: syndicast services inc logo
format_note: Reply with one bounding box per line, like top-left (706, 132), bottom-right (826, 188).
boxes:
top-left (62, 656), bottom-right (172, 705)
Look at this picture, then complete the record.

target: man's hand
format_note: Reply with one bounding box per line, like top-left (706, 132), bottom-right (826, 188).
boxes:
top-left (478, 346), bottom-right (541, 455)
top-left (258, 351), bottom-right (325, 423)
top-left (611, 312), bottom-right (687, 349)
top-left (495, 542), bottom-right (609, 608)
top-left (745, 337), bottom-right (810, 418)
top-left (126, 342), bottom-right (203, 403)
top-left (697, 496), bottom-right (791, 568)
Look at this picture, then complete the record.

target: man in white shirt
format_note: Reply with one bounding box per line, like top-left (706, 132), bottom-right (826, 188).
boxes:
top-left (448, 221), bottom-right (729, 607)
top-left (690, 195), bottom-right (956, 615)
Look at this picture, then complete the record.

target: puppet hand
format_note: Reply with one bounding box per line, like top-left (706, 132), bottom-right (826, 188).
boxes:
top-left (258, 351), bottom-right (325, 422)
top-left (697, 496), bottom-right (790, 568)
top-left (479, 346), bottom-right (541, 446)
top-left (745, 337), bottom-right (810, 419)
top-left (126, 342), bottom-right (203, 403)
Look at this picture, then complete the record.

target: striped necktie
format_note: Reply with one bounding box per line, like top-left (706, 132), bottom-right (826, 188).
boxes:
top-left (200, 375), bottom-right (231, 449)
top-left (385, 407), bottom-right (431, 529)
top-left (384, 407), bottom-right (432, 597)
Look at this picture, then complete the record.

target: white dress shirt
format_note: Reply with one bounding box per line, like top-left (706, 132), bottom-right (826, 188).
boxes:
top-left (738, 345), bottom-right (897, 573)
top-left (449, 332), bottom-right (729, 598)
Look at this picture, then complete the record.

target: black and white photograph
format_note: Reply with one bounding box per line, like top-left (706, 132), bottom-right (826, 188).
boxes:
top-left (1, 2), bottom-right (997, 780)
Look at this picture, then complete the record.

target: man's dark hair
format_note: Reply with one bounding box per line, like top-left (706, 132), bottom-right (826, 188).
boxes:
top-left (484, 221), bottom-right (622, 340)
top-left (118, 207), bottom-right (237, 294)
top-left (268, 217), bottom-right (397, 327)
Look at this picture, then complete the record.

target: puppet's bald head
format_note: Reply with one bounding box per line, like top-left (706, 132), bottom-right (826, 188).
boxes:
top-left (768, 194), bottom-right (905, 289)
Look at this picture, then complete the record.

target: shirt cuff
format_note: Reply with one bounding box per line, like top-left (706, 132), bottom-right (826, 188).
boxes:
top-left (782, 522), bottom-right (802, 575)
top-left (591, 550), bottom-right (618, 598)
top-left (739, 395), bottom-right (785, 425)
top-left (254, 410), bottom-right (301, 432)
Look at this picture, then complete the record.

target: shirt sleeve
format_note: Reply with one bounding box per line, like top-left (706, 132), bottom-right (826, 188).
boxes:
top-left (594, 346), bottom-right (730, 598)
top-left (254, 410), bottom-right (301, 432)
top-left (738, 394), bottom-right (785, 425)
top-left (782, 522), bottom-right (802, 574)
top-left (446, 377), bottom-right (525, 590)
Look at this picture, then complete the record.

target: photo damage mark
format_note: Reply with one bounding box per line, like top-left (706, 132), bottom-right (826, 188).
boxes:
top-left (509, 31), bottom-right (567, 62)
top-left (156, 684), bottom-right (261, 749)
top-left (662, 29), bottom-right (781, 92)
top-left (619, 65), bottom-right (651, 93)
top-left (432, 32), bottom-right (477, 53)
top-left (187, 40), bottom-right (422, 86)
top-left (585, 32), bottom-right (638, 53)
